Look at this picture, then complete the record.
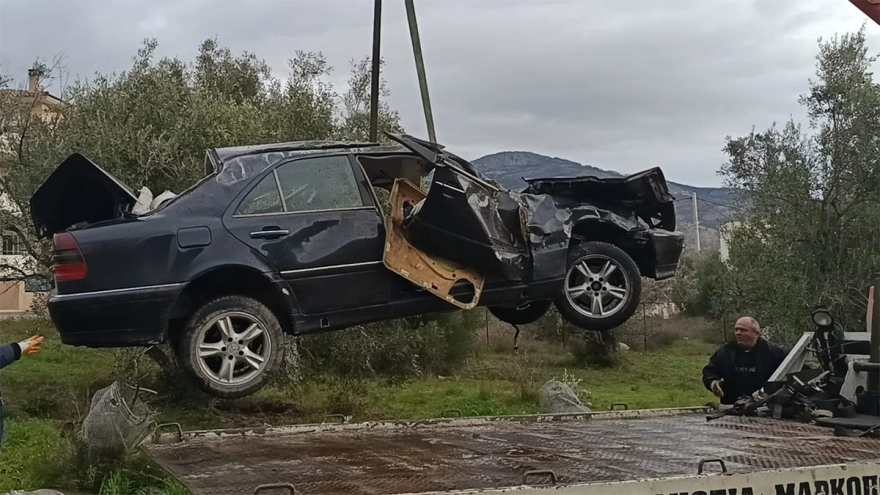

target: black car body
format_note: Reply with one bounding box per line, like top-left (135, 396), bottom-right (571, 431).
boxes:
top-left (31, 133), bottom-right (685, 398)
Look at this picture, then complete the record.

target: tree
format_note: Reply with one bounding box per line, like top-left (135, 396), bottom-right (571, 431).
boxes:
top-left (668, 249), bottom-right (729, 319)
top-left (336, 56), bottom-right (404, 141)
top-left (0, 38), bottom-right (404, 285)
top-left (719, 25), bottom-right (880, 344)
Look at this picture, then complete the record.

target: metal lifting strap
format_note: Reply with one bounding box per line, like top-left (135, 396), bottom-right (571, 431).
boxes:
top-left (369, 0), bottom-right (382, 142)
top-left (405, 0), bottom-right (437, 144)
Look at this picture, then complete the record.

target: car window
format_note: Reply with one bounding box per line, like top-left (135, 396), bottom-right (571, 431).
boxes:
top-left (235, 173), bottom-right (283, 215)
top-left (276, 156), bottom-right (365, 212)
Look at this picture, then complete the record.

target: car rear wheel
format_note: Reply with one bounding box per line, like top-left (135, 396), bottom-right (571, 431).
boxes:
top-left (488, 300), bottom-right (552, 325)
top-left (554, 241), bottom-right (642, 331)
top-left (177, 295), bottom-right (284, 399)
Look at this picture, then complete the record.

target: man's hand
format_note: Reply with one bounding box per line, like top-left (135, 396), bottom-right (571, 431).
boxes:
top-left (19, 335), bottom-right (44, 356)
top-left (710, 379), bottom-right (725, 398)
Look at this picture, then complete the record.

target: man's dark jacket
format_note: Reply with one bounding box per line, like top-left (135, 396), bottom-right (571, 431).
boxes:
top-left (0, 342), bottom-right (23, 449)
top-left (701, 338), bottom-right (788, 405)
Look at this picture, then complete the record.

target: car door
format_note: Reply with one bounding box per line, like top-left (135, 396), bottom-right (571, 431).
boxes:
top-left (384, 133), bottom-right (530, 282)
top-left (223, 153), bottom-right (390, 315)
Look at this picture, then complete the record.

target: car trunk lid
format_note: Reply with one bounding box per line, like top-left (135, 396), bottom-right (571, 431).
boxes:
top-left (30, 153), bottom-right (139, 239)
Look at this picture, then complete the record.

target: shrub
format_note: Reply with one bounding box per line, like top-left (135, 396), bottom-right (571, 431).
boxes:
top-left (569, 330), bottom-right (621, 369)
top-left (299, 309), bottom-right (481, 380)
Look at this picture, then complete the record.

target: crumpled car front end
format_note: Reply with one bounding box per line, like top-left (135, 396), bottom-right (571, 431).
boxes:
top-left (381, 133), bottom-right (685, 313)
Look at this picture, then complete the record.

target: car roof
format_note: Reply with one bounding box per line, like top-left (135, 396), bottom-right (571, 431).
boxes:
top-left (211, 140), bottom-right (409, 164)
top-left (205, 140), bottom-right (410, 174)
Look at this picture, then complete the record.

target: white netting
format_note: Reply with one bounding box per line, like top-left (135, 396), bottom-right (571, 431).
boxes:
top-left (81, 381), bottom-right (157, 458)
top-left (538, 379), bottom-right (591, 414)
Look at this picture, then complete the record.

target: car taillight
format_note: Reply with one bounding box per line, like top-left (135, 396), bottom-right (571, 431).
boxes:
top-left (53, 232), bottom-right (87, 282)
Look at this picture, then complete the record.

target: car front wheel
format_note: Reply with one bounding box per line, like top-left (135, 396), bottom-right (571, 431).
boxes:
top-left (177, 295), bottom-right (284, 399)
top-left (554, 241), bottom-right (642, 331)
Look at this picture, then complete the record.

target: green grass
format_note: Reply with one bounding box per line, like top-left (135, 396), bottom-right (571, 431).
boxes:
top-left (0, 316), bottom-right (719, 493)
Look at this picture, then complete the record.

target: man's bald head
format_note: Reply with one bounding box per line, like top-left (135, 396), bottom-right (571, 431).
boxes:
top-left (734, 316), bottom-right (761, 349)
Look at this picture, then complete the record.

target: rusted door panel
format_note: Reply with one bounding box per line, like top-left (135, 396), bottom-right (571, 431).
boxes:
top-left (382, 178), bottom-right (485, 310)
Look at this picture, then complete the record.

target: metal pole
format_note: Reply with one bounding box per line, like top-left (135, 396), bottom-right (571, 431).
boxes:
top-left (870, 283), bottom-right (880, 392)
top-left (692, 193), bottom-right (701, 252)
top-left (404, 0), bottom-right (437, 143)
top-left (369, 0), bottom-right (382, 142)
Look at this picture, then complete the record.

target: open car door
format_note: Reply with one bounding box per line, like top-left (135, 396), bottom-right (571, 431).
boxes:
top-left (381, 133), bottom-right (532, 309)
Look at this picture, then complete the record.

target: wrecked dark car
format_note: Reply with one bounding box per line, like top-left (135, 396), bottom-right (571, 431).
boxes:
top-left (30, 133), bottom-right (685, 398)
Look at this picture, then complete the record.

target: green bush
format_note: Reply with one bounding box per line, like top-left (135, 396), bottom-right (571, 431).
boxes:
top-left (299, 309), bottom-right (481, 380)
top-left (569, 330), bottom-right (622, 369)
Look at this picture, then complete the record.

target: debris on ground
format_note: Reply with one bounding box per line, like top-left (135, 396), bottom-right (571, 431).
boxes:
top-left (81, 380), bottom-right (157, 460)
top-left (538, 379), bottom-right (591, 414)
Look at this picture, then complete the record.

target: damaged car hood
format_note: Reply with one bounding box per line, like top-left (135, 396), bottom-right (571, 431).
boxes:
top-left (521, 168), bottom-right (678, 231)
top-left (522, 167), bottom-right (675, 209)
top-left (30, 153), bottom-right (140, 239)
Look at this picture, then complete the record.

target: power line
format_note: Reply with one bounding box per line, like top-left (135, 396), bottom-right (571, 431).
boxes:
top-left (697, 197), bottom-right (734, 209)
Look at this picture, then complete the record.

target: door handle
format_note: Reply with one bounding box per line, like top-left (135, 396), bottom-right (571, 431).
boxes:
top-left (250, 228), bottom-right (290, 239)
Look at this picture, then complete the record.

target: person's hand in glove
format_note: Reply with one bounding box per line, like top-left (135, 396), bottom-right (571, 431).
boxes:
top-left (18, 335), bottom-right (44, 356)
top-left (1, 335), bottom-right (44, 371)
top-left (710, 378), bottom-right (725, 399)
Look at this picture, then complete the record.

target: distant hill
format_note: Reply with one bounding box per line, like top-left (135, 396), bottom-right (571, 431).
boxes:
top-left (471, 151), bottom-right (741, 251)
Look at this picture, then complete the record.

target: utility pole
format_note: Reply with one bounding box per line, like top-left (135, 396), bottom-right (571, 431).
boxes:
top-left (368, 0), bottom-right (382, 142)
top-left (404, 0), bottom-right (437, 144)
top-left (692, 192), bottom-right (701, 252)
top-left (870, 283), bottom-right (880, 394)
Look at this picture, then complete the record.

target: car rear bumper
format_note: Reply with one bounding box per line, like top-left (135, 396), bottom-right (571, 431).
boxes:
top-left (648, 230), bottom-right (686, 280)
top-left (47, 283), bottom-right (185, 347)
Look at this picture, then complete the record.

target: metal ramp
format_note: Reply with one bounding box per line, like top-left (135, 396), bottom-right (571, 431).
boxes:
top-left (141, 407), bottom-right (880, 495)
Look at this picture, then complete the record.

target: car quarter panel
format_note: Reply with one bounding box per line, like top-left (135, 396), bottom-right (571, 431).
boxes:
top-left (54, 180), bottom-right (275, 295)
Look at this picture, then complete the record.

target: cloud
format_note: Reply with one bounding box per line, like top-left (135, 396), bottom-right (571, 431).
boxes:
top-left (1, 0), bottom-right (877, 187)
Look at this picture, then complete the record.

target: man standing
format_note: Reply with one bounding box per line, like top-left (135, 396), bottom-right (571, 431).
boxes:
top-left (702, 317), bottom-right (787, 405)
top-left (0, 335), bottom-right (44, 451)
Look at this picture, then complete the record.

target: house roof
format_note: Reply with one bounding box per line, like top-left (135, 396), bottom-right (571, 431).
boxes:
top-left (0, 89), bottom-right (62, 104)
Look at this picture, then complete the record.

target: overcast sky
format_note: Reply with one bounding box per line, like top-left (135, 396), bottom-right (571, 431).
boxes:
top-left (1, 0), bottom-right (878, 187)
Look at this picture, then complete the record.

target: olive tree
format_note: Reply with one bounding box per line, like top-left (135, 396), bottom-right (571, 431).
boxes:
top-left (719, 25), bottom-right (880, 344)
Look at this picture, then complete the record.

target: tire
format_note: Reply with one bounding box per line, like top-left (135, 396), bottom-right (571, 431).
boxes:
top-left (177, 295), bottom-right (285, 399)
top-left (554, 241), bottom-right (642, 331)
top-left (488, 300), bottom-right (552, 325)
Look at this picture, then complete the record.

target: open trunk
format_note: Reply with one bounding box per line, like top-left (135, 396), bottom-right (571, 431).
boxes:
top-left (30, 153), bottom-right (139, 239)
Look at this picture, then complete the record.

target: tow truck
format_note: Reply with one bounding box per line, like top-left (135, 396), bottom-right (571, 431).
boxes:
top-left (139, 1), bottom-right (880, 493)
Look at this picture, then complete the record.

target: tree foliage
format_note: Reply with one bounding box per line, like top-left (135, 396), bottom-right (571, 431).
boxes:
top-left (719, 26), bottom-right (880, 344)
top-left (0, 38), bottom-right (403, 282)
top-left (0, 38), bottom-right (485, 381)
top-left (669, 250), bottom-right (728, 319)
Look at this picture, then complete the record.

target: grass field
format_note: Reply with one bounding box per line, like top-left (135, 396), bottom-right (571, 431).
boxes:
top-left (0, 314), bottom-right (721, 494)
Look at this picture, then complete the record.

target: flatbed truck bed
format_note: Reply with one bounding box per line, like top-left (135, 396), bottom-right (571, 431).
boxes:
top-left (142, 406), bottom-right (880, 495)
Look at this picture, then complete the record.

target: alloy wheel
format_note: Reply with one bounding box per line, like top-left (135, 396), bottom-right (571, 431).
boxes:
top-left (195, 311), bottom-right (273, 385)
top-left (564, 254), bottom-right (631, 318)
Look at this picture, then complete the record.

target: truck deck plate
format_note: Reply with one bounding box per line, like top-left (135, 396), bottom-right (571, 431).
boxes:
top-left (142, 410), bottom-right (880, 494)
